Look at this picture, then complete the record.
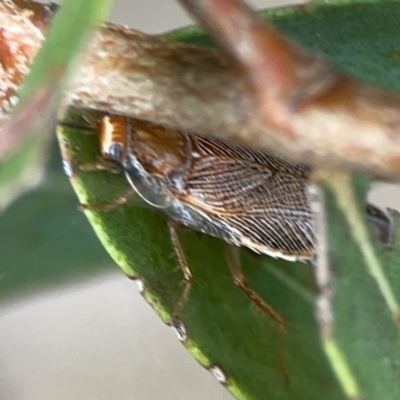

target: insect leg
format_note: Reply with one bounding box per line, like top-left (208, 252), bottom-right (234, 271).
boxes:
top-left (167, 220), bottom-right (194, 323)
top-left (79, 158), bottom-right (121, 175)
top-left (78, 162), bottom-right (134, 212)
top-left (224, 244), bottom-right (289, 383)
top-left (79, 190), bottom-right (135, 212)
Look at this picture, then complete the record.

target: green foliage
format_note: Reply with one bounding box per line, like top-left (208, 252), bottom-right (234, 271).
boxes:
top-left (323, 175), bottom-right (400, 399)
top-left (57, 111), bottom-right (343, 400)
top-left (0, 0), bottom-right (113, 210)
top-left (2, 1), bottom-right (400, 399)
top-left (0, 140), bottom-right (111, 302)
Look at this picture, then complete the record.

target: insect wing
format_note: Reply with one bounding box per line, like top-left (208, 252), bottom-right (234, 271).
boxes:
top-left (177, 135), bottom-right (314, 261)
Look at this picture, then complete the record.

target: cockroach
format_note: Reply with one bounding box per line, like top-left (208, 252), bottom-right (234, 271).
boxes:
top-left (99, 116), bottom-right (315, 262)
top-left (81, 115), bottom-right (315, 380)
top-left (77, 115), bottom-right (393, 381)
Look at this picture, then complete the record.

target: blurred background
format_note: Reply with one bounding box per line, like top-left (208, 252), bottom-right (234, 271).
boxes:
top-left (1, 1), bottom-right (399, 400)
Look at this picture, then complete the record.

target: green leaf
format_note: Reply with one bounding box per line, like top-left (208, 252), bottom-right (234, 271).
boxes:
top-left (0, 0), bottom-right (397, 398)
top-left (169, 1), bottom-right (400, 91)
top-left (321, 173), bottom-right (400, 400)
top-left (55, 1), bottom-right (400, 399)
top-left (57, 110), bottom-right (343, 400)
top-left (0, 0), bottom-right (115, 292)
top-left (0, 0), bottom-right (113, 210)
top-left (0, 139), bottom-right (111, 302)
top-left (0, 121), bottom-right (53, 211)
top-left (16, 0), bottom-right (113, 104)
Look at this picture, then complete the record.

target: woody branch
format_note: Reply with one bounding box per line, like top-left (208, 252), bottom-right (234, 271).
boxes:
top-left (1, 0), bottom-right (400, 178)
